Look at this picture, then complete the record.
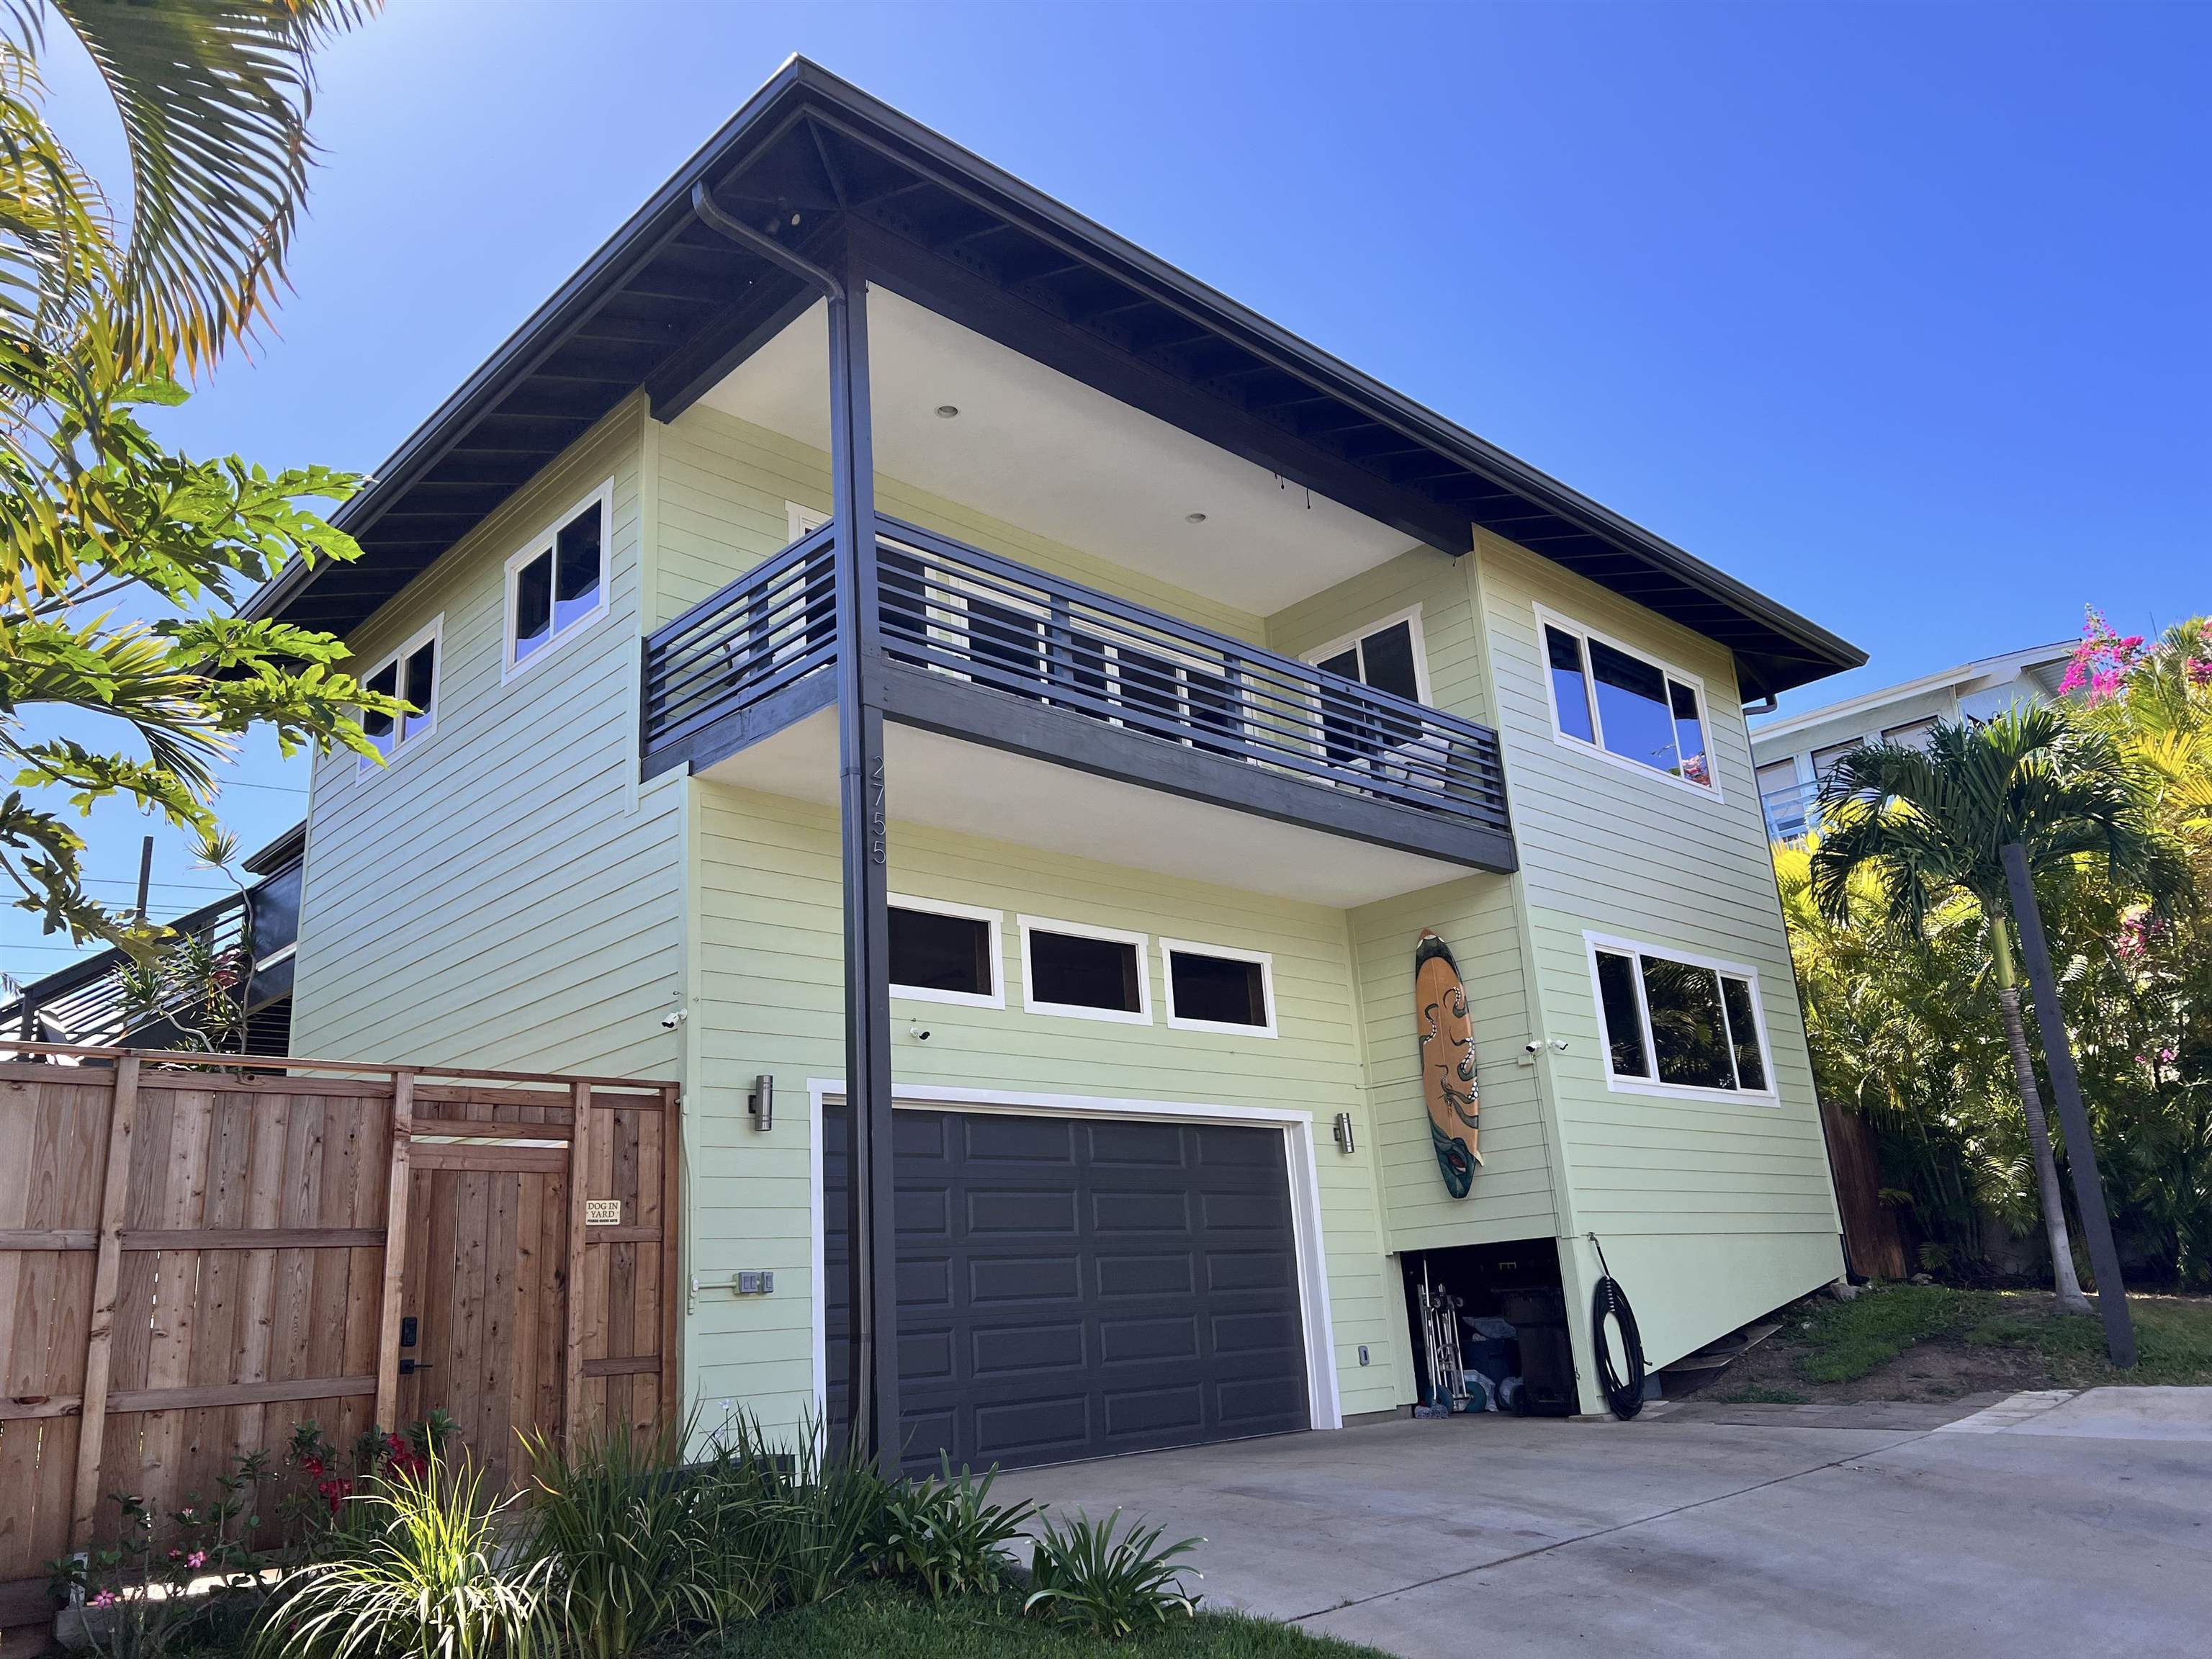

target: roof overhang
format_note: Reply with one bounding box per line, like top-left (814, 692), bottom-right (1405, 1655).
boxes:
top-left (243, 55), bottom-right (1863, 699)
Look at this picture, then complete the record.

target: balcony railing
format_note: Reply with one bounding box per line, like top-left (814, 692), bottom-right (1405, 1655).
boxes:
top-left (642, 514), bottom-right (1513, 851)
top-left (1761, 777), bottom-right (1822, 844)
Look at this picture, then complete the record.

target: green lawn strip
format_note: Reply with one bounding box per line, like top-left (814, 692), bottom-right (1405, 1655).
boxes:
top-left (1785, 1285), bottom-right (2000, 1383)
top-left (696, 1582), bottom-right (1388, 1659)
top-left (1965, 1291), bottom-right (2212, 1386)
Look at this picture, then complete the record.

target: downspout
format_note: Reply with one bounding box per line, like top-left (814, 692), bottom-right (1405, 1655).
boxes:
top-left (690, 183), bottom-right (844, 301)
top-left (691, 180), bottom-right (903, 1473)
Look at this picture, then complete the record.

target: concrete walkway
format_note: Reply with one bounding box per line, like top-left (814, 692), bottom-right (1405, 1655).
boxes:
top-left (997, 1389), bottom-right (2212, 1657)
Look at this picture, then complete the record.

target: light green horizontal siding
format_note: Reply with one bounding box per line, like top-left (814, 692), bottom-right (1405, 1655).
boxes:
top-left (658, 404), bottom-right (1265, 640)
top-left (291, 397), bottom-right (685, 1079)
top-left (1470, 532), bottom-right (1842, 1386)
top-left (1346, 877), bottom-right (1555, 1256)
top-left (687, 781), bottom-right (1403, 1441)
top-left (1264, 544), bottom-right (1492, 730)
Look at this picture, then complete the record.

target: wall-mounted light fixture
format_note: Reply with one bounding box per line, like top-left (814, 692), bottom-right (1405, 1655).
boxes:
top-left (1332, 1111), bottom-right (1356, 1155)
top-left (747, 1073), bottom-right (774, 1131)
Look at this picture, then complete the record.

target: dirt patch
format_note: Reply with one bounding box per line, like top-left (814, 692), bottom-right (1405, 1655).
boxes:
top-left (1667, 1290), bottom-right (2071, 1404)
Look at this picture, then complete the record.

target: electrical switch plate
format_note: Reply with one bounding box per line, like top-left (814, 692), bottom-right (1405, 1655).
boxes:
top-left (1358, 1344), bottom-right (1370, 1365)
top-left (734, 1270), bottom-right (775, 1296)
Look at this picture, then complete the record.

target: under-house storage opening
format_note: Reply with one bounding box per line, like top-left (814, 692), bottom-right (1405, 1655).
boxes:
top-left (1401, 1240), bottom-right (1575, 1419)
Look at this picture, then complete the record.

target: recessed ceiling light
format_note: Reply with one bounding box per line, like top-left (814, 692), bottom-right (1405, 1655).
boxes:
top-left (1184, 512), bottom-right (1208, 524)
top-left (935, 404), bottom-right (960, 418)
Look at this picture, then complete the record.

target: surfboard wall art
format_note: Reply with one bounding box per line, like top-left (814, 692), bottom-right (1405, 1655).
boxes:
top-left (1416, 928), bottom-right (1481, 1198)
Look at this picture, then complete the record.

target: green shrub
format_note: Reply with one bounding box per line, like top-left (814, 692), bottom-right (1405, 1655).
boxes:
top-left (691, 1410), bottom-right (894, 1611)
top-left (522, 1420), bottom-right (749, 1657)
top-left (866, 1454), bottom-right (1040, 1601)
top-left (1024, 1509), bottom-right (1202, 1639)
top-left (249, 1451), bottom-right (550, 1659)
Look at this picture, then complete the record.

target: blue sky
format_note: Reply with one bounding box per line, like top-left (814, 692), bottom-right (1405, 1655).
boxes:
top-left (9, 0), bottom-right (2206, 984)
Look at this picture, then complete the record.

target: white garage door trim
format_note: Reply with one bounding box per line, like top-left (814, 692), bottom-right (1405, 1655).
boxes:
top-left (806, 1079), bottom-right (1344, 1439)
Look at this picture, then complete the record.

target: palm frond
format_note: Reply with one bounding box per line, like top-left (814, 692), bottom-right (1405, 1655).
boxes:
top-left (32, 0), bottom-right (378, 372)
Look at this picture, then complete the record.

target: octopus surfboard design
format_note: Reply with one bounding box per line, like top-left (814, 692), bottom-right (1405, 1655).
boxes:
top-left (1416, 929), bottom-right (1481, 1198)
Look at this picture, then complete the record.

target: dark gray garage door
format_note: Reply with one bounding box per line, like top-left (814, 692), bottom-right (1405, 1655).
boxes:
top-left (826, 1107), bottom-right (1310, 1473)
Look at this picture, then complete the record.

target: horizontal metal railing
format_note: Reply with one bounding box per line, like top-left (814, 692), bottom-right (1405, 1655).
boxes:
top-left (3, 891), bottom-right (250, 1047)
top-left (1761, 778), bottom-right (1821, 843)
top-left (642, 514), bottom-right (1512, 835)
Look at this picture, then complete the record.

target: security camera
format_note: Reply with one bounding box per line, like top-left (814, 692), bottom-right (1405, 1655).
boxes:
top-left (1524, 1040), bottom-right (1544, 1053)
top-left (661, 1009), bottom-right (688, 1030)
top-left (909, 1022), bottom-right (932, 1043)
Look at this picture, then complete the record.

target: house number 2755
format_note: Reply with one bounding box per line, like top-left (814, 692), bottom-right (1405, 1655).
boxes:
top-left (869, 755), bottom-right (886, 865)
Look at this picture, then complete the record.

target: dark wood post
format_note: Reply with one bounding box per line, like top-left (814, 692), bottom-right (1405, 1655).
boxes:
top-left (2000, 841), bottom-right (2134, 1366)
top-left (828, 243), bottom-right (901, 1471)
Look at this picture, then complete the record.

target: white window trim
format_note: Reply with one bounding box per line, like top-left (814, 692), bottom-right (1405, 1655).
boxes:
top-left (804, 1080), bottom-right (1344, 1442)
top-left (1300, 602), bottom-right (1436, 708)
top-left (502, 478), bottom-right (614, 683)
top-left (1017, 913), bottom-right (1153, 1025)
top-left (1583, 931), bottom-right (1779, 1106)
top-left (1535, 603), bottom-right (1723, 801)
top-left (887, 893), bottom-right (1004, 1010)
top-left (785, 500), bottom-right (828, 544)
top-left (1159, 937), bottom-right (1278, 1038)
top-left (356, 613), bottom-right (444, 775)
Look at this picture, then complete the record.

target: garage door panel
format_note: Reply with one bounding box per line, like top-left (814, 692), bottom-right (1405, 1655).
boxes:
top-left (964, 1113), bottom-right (1079, 1164)
top-left (1206, 1249), bottom-right (1297, 1292)
top-left (1091, 1188), bottom-right (1191, 1233)
top-left (968, 1252), bottom-right (1083, 1304)
top-left (1104, 1384), bottom-right (1205, 1438)
top-left (971, 1320), bottom-right (1087, 1377)
top-left (975, 1395), bottom-right (1092, 1462)
top-left (1087, 1120), bottom-right (1191, 1166)
top-left (967, 1187), bottom-right (1081, 1235)
top-left (1094, 1253), bottom-right (1196, 1298)
top-left (826, 1107), bottom-right (1310, 1472)
top-left (1098, 1313), bottom-right (1200, 1364)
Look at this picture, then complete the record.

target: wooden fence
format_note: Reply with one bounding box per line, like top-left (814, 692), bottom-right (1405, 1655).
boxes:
top-left (0, 1043), bottom-right (679, 1624)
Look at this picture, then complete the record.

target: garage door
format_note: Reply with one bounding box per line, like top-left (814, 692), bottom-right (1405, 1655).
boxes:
top-left (825, 1107), bottom-right (1310, 1472)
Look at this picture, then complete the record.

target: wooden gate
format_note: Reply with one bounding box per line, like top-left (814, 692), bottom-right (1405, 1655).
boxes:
top-left (0, 1044), bottom-right (679, 1628)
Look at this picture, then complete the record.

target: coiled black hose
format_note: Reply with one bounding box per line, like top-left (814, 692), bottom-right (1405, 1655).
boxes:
top-left (1588, 1233), bottom-right (1647, 1421)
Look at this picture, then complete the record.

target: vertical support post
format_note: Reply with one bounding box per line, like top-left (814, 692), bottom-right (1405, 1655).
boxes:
top-left (2001, 842), bottom-right (2135, 1365)
top-left (373, 1069), bottom-right (416, 1430)
top-left (828, 243), bottom-right (901, 1474)
top-left (563, 1078), bottom-right (595, 1447)
top-left (658, 1084), bottom-right (683, 1434)
top-left (72, 1052), bottom-right (142, 1548)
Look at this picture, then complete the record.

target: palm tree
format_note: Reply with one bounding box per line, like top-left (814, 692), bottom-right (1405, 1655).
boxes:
top-left (3, 0), bottom-right (379, 374)
top-left (1811, 706), bottom-right (2184, 1313)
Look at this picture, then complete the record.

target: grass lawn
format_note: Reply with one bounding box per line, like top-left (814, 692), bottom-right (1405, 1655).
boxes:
top-left (695, 1583), bottom-right (1386, 1659)
top-left (1707, 1282), bottom-right (2212, 1400)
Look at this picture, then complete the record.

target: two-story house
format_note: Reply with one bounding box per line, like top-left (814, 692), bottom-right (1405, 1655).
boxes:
top-left (251, 59), bottom-right (1865, 1467)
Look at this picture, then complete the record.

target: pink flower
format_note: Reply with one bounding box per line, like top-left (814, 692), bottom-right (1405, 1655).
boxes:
top-left (90, 1591), bottom-right (116, 1609)
top-left (186, 1550), bottom-right (207, 1570)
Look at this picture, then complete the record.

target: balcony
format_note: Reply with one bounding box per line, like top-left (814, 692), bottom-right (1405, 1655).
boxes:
top-left (1761, 777), bottom-right (1822, 844)
top-left (641, 515), bottom-right (1515, 902)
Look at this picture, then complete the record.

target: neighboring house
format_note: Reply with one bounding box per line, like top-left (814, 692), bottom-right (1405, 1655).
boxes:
top-left (1748, 641), bottom-right (2074, 841)
top-left (1, 824), bottom-right (304, 1055)
top-left (248, 60), bottom-right (1866, 1465)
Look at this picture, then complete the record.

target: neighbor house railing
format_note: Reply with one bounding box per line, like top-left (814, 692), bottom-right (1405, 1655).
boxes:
top-left (642, 514), bottom-right (1511, 836)
top-left (1761, 776), bottom-right (1822, 844)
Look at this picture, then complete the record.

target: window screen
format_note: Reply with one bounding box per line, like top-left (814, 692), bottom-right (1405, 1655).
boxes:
top-left (889, 906), bottom-right (994, 999)
top-left (554, 503), bottom-right (603, 631)
top-left (1028, 929), bottom-right (1143, 1014)
top-left (1168, 949), bottom-right (1268, 1028)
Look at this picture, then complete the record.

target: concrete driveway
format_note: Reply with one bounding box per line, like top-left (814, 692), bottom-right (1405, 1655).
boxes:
top-left (997, 1389), bottom-right (2212, 1657)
